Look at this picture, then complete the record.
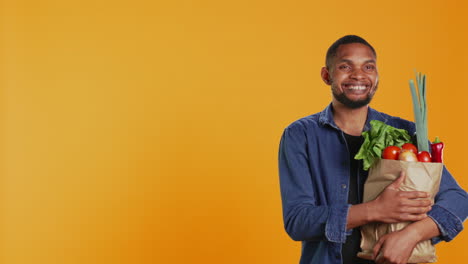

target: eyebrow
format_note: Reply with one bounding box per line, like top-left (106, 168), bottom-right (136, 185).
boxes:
top-left (338, 59), bottom-right (376, 64)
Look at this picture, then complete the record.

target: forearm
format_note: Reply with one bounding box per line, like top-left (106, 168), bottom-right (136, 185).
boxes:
top-left (346, 202), bottom-right (374, 230)
top-left (402, 217), bottom-right (441, 243)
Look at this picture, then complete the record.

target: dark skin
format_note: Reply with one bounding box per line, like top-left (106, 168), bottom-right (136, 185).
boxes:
top-left (321, 43), bottom-right (441, 264)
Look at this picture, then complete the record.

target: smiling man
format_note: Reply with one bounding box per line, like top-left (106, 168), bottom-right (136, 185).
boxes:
top-left (278, 35), bottom-right (468, 264)
top-left (324, 42), bottom-right (378, 110)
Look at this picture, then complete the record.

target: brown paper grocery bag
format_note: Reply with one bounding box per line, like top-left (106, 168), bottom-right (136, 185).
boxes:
top-left (357, 159), bottom-right (443, 263)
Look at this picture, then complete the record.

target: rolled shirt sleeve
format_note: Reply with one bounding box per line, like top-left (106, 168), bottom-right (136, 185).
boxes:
top-left (325, 204), bottom-right (352, 243)
top-left (428, 166), bottom-right (468, 244)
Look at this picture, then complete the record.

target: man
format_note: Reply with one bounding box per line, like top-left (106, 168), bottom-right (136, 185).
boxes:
top-left (278, 35), bottom-right (468, 264)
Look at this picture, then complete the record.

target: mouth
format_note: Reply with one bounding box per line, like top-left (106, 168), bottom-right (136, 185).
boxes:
top-left (342, 83), bottom-right (371, 93)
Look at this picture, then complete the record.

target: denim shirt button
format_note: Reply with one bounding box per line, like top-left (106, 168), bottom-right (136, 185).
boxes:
top-left (342, 184), bottom-right (347, 189)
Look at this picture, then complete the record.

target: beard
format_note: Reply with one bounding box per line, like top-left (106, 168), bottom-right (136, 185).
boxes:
top-left (331, 83), bottom-right (378, 109)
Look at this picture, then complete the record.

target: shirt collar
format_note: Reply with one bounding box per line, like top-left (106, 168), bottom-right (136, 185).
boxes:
top-left (318, 103), bottom-right (389, 131)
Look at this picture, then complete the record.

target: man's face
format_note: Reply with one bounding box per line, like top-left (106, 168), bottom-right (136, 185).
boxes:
top-left (322, 43), bottom-right (379, 109)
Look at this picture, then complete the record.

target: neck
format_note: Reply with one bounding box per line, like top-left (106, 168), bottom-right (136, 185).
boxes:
top-left (332, 100), bottom-right (368, 136)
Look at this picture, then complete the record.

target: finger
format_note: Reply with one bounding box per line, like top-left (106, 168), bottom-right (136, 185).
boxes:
top-left (400, 205), bottom-right (432, 214)
top-left (387, 170), bottom-right (406, 190)
top-left (402, 198), bottom-right (432, 207)
top-left (373, 236), bottom-right (385, 260)
top-left (398, 191), bottom-right (430, 199)
top-left (375, 251), bottom-right (385, 264)
top-left (398, 213), bottom-right (428, 221)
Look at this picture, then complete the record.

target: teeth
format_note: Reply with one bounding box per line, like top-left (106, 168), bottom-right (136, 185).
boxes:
top-left (348, 85), bottom-right (366, 90)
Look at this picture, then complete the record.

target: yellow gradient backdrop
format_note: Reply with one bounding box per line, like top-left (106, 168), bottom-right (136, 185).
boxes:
top-left (2, 0), bottom-right (468, 263)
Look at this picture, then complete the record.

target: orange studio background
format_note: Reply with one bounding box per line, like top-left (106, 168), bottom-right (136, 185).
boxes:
top-left (1, 0), bottom-right (468, 263)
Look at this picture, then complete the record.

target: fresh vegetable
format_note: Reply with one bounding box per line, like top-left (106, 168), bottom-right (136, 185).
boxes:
top-left (355, 120), bottom-right (412, 170)
top-left (402, 143), bottom-right (418, 154)
top-left (382, 146), bottom-right (401, 160)
top-left (409, 72), bottom-right (429, 152)
top-left (417, 151), bottom-right (432, 162)
top-left (430, 137), bottom-right (444, 163)
top-left (399, 149), bottom-right (418, 162)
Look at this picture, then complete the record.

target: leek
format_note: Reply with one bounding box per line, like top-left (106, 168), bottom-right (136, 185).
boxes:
top-left (409, 71), bottom-right (429, 152)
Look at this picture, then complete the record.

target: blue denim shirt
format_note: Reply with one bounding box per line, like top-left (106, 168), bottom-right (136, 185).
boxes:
top-left (278, 104), bottom-right (468, 264)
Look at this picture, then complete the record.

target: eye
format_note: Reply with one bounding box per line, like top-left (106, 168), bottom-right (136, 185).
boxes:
top-left (364, 64), bottom-right (376, 71)
top-left (338, 65), bottom-right (351, 71)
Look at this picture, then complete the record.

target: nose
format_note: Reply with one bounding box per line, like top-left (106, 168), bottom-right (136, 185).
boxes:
top-left (350, 68), bottom-right (365, 80)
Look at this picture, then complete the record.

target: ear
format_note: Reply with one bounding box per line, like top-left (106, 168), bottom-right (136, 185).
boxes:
top-left (321, 67), bottom-right (331, 85)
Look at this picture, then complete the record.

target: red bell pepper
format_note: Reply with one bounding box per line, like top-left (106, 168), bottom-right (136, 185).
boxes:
top-left (430, 137), bottom-right (444, 163)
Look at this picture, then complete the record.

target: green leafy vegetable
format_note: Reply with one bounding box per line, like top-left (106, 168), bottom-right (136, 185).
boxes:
top-left (355, 120), bottom-right (412, 170)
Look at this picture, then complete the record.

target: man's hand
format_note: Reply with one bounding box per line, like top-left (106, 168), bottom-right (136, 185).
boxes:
top-left (346, 171), bottom-right (433, 230)
top-left (373, 217), bottom-right (441, 264)
top-left (372, 227), bottom-right (420, 264)
top-left (369, 171), bottom-right (432, 223)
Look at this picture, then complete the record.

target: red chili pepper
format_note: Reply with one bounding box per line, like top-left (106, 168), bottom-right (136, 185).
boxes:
top-left (430, 137), bottom-right (444, 163)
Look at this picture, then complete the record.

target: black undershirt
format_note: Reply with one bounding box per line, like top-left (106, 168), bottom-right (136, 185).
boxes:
top-left (342, 133), bottom-right (375, 264)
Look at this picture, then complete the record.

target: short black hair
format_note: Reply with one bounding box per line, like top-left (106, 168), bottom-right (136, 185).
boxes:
top-left (325, 35), bottom-right (376, 69)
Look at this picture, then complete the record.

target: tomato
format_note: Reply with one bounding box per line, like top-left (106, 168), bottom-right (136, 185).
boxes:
top-left (401, 143), bottom-right (418, 154)
top-left (399, 149), bottom-right (418, 162)
top-left (382, 146), bottom-right (401, 160)
top-left (417, 151), bottom-right (432, 162)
